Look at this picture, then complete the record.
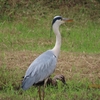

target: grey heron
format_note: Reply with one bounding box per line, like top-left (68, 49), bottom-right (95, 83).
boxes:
top-left (21, 16), bottom-right (73, 100)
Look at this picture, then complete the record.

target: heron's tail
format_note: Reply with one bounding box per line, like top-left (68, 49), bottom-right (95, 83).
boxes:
top-left (21, 77), bottom-right (35, 90)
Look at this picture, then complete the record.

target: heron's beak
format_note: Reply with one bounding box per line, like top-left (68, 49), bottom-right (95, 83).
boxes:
top-left (62, 18), bottom-right (73, 22)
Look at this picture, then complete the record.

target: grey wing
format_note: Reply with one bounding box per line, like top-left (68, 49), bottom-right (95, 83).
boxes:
top-left (21, 50), bottom-right (57, 90)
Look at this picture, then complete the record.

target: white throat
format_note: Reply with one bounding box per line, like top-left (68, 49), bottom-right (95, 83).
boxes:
top-left (52, 23), bottom-right (61, 58)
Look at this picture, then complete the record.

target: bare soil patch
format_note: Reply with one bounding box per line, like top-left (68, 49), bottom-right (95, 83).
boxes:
top-left (1, 51), bottom-right (100, 82)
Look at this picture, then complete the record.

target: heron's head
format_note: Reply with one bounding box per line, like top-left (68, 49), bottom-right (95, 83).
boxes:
top-left (52, 16), bottom-right (73, 26)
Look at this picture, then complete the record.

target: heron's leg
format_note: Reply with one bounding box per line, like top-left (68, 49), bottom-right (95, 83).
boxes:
top-left (43, 78), bottom-right (49, 100)
top-left (38, 86), bottom-right (41, 100)
top-left (44, 78), bottom-right (49, 87)
top-left (42, 87), bottom-right (44, 100)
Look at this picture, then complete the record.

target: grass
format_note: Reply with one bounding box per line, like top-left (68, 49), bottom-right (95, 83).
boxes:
top-left (0, 66), bottom-right (100, 100)
top-left (0, 19), bottom-right (100, 53)
top-left (0, 1), bottom-right (100, 100)
top-left (62, 21), bottom-right (100, 53)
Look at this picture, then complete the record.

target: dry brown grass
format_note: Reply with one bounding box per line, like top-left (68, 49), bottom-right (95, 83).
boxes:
top-left (57, 52), bottom-right (100, 82)
top-left (1, 51), bottom-right (100, 83)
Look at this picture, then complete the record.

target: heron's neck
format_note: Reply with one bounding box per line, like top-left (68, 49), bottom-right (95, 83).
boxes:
top-left (52, 24), bottom-right (61, 58)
